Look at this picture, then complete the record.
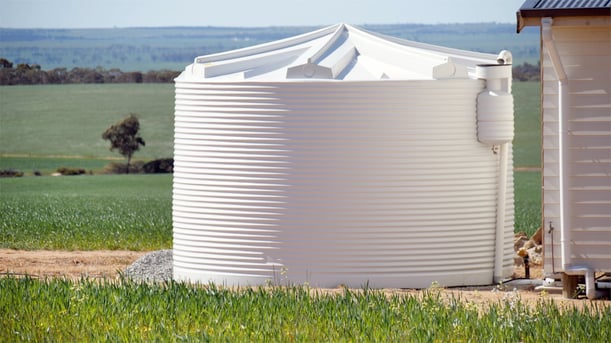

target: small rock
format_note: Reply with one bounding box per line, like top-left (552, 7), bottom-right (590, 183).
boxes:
top-left (124, 249), bottom-right (173, 282)
top-left (523, 239), bottom-right (536, 250)
top-left (527, 246), bottom-right (543, 265)
top-left (514, 235), bottom-right (529, 251)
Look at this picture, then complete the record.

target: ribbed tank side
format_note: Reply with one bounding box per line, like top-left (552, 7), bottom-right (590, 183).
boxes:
top-left (173, 79), bottom-right (513, 288)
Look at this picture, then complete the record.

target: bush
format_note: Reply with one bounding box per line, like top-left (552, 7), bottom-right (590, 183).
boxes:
top-left (102, 159), bottom-right (174, 174)
top-left (142, 158), bottom-right (173, 174)
top-left (513, 62), bottom-right (540, 82)
top-left (0, 169), bottom-right (24, 177)
top-left (102, 161), bottom-right (144, 174)
top-left (56, 167), bottom-right (87, 176)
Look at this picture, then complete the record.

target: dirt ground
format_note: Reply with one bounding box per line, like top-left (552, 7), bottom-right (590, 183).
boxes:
top-left (1, 249), bottom-right (609, 309)
top-left (0, 249), bottom-right (147, 280)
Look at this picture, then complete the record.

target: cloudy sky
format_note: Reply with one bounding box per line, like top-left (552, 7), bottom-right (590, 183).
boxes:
top-left (2, 0), bottom-right (526, 28)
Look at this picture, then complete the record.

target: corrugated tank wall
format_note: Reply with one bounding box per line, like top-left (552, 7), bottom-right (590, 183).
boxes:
top-left (173, 79), bottom-right (514, 288)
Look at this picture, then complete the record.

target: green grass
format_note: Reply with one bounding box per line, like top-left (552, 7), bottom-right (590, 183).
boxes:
top-left (513, 81), bottom-right (541, 168)
top-left (0, 174), bottom-right (172, 250)
top-left (1, 278), bottom-right (608, 342)
top-left (0, 84), bottom-right (174, 159)
top-left (514, 171), bottom-right (541, 236)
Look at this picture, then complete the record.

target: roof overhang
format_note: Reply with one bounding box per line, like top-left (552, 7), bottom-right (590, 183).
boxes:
top-left (517, 0), bottom-right (611, 32)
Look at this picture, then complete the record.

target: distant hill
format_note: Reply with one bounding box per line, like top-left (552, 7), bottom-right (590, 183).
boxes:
top-left (0, 23), bottom-right (539, 72)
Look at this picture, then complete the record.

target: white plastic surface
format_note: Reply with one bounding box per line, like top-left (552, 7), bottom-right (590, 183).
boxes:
top-left (172, 24), bottom-right (515, 288)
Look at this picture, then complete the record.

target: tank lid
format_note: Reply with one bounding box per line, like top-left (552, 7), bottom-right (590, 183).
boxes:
top-left (177, 23), bottom-right (498, 82)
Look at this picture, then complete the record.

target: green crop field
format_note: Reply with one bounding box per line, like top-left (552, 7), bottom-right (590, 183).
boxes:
top-left (0, 83), bottom-right (174, 160)
top-left (0, 174), bottom-right (172, 250)
top-left (512, 81), bottom-right (541, 168)
top-left (514, 171), bottom-right (541, 235)
top-left (1, 278), bottom-right (608, 342)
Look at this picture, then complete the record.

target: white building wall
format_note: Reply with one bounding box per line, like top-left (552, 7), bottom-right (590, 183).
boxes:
top-left (542, 22), bottom-right (611, 274)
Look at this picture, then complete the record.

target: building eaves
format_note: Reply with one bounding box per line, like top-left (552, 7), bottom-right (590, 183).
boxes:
top-left (517, 0), bottom-right (611, 32)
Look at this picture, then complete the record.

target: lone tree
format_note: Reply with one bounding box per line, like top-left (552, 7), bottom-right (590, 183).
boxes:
top-left (102, 113), bottom-right (145, 173)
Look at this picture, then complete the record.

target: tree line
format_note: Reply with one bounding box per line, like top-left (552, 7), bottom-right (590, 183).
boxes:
top-left (0, 58), bottom-right (540, 85)
top-left (511, 61), bottom-right (540, 82)
top-left (0, 58), bottom-right (180, 85)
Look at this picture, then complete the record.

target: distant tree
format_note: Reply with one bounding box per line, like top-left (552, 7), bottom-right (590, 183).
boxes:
top-left (0, 58), bottom-right (13, 69)
top-left (513, 61), bottom-right (540, 82)
top-left (0, 57), bottom-right (181, 85)
top-left (102, 114), bottom-right (146, 174)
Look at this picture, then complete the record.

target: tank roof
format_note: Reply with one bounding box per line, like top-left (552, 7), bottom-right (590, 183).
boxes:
top-left (177, 23), bottom-right (498, 82)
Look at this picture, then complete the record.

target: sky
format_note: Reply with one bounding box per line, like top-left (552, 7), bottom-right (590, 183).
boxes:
top-left (1, 0), bottom-right (526, 29)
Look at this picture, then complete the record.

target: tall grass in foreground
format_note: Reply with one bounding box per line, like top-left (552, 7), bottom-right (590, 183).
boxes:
top-left (1, 277), bottom-right (609, 342)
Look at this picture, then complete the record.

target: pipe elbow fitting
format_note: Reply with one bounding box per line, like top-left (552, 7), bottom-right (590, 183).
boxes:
top-left (496, 50), bottom-right (513, 65)
top-left (541, 17), bottom-right (554, 43)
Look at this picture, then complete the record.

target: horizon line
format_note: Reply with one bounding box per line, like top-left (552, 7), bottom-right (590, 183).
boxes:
top-left (0, 21), bottom-right (520, 31)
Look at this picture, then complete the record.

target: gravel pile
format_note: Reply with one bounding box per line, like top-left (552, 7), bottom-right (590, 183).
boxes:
top-left (124, 249), bottom-right (173, 282)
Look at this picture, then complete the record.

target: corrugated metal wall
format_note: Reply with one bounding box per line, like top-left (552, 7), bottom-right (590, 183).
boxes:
top-left (173, 79), bottom-right (515, 288)
top-left (542, 23), bottom-right (611, 273)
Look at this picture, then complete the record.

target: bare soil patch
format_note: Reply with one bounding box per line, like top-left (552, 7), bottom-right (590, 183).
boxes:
top-left (0, 249), bottom-right (146, 280)
top-left (1, 249), bottom-right (609, 309)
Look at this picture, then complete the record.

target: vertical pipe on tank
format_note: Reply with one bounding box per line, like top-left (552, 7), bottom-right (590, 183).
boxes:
top-left (495, 143), bottom-right (509, 283)
top-left (476, 59), bottom-right (514, 283)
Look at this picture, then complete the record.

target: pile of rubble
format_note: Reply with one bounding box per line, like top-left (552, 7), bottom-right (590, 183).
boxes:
top-left (514, 227), bottom-right (543, 267)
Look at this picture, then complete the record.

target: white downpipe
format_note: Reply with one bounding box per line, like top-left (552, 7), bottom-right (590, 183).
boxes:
top-left (558, 80), bottom-right (572, 270)
top-left (494, 143), bottom-right (509, 283)
top-left (541, 17), bottom-right (572, 269)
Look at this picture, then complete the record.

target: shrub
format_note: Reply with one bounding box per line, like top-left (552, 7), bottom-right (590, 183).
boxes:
top-left (0, 169), bottom-right (24, 177)
top-left (56, 167), bottom-right (86, 176)
top-left (102, 161), bottom-right (144, 174)
top-left (142, 158), bottom-right (173, 174)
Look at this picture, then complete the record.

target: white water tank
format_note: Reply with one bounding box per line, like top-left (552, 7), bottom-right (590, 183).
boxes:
top-left (173, 24), bottom-right (515, 288)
